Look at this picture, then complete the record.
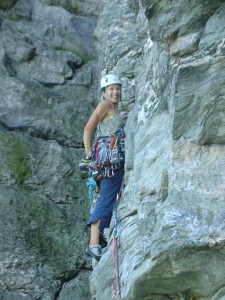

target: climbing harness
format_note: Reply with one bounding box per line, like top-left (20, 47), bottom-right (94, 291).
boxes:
top-left (91, 128), bottom-right (126, 178)
top-left (111, 179), bottom-right (125, 300)
top-left (86, 127), bottom-right (125, 225)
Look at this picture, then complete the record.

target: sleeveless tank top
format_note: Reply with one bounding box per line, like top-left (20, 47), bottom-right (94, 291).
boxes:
top-left (97, 112), bottom-right (123, 137)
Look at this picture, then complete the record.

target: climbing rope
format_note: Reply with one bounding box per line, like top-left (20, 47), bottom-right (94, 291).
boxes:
top-left (87, 176), bottom-right (97, 212)
top-left (111, 179), bottom-right (125, 300)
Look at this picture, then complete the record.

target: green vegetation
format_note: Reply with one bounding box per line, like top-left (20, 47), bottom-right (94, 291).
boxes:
top-left (53, 46), bottom-right (95, 63)
top-left (9, 136), bottom-right (32, 184)
top-left (21, 190), bottom-right (72, 271)
top-left (79, 53), bottom-right (95, 64)
top-left (0, 0), bottom-right (17, 10)
top-left (64, 4), bottom-right (81, 16)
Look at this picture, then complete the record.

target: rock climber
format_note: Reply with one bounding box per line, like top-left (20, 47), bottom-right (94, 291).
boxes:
top-left (83, 73), bottom-right (125, 261)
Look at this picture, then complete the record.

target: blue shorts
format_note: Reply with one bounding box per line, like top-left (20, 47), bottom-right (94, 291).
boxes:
top-left (87, 165), bottom-right (124, 231)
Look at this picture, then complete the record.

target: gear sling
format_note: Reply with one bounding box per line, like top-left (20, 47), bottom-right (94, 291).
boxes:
top-left (89, 127), bottom-right (125, 178)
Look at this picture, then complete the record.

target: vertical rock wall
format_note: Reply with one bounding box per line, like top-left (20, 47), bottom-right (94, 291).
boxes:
top-left (91, 0), bottom-right (225, 299)
top-left (0, 0), bottom-right (99, 299)
top-left (1, 0), bottom-right (225, 299)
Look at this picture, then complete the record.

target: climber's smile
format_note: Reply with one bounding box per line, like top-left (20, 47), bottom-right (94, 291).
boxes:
top-left (106, 84), bottom-right (121, 104)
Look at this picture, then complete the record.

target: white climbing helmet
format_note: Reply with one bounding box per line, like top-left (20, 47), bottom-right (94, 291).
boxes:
top-left (100, 74), bottom-right (121, 90)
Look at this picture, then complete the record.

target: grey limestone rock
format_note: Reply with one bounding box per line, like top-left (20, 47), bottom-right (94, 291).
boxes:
top-left (1, 0), bottom-right (225, 299)
top-left (90, 0), bottom-right (225, 299)
top-left (0, 0), bottom-right (98, 299)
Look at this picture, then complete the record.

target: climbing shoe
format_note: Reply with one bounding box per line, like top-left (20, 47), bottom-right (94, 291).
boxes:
top-left (99, 232), bottom-right (107, 249)
top-left (85, 244), bottom-right (102, 261)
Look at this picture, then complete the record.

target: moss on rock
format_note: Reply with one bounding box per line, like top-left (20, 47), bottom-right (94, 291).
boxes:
top-left (8, 135), bottom-right (32, 184)
top-left (0, 132), bottom-right (32, 184)
top-left (0, 0), bottom-right (17, 10)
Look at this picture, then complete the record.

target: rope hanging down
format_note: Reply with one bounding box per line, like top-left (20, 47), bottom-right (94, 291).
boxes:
top-left (112, 179), bottom-right (125, 300)
top-left (87, 176), bottom-right (97, 212)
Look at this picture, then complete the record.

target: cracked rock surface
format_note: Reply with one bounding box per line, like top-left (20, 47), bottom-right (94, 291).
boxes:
top-left (1, 0), bottom-right (225, 300)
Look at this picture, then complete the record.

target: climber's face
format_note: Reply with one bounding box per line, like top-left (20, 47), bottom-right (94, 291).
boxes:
top-left (104, 84), bottom-right (121, 104)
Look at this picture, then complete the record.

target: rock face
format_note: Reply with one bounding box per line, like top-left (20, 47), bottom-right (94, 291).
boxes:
top-left (0, 1), bottom-right (98, 299)
top-left (90, 0), bottom-right (225, 300)
top-left (1, 0), bottom-right (225, 300)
